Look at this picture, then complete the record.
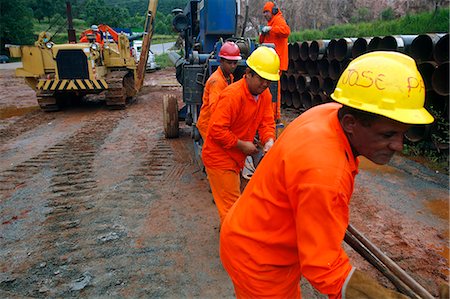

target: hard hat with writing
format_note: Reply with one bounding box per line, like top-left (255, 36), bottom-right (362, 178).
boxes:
top-left (91, 25), bottom-right (99, 31)
top-left (246, 46), bottom-right (280, 81)
top-left (219, 41), bottom-right (242, 60)
top-left (331, 51), bottom-right (434, 124)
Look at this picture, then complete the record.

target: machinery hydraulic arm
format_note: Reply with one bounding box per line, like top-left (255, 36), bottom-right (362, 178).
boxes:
top-left (136, 0), bottom-right (159, 90)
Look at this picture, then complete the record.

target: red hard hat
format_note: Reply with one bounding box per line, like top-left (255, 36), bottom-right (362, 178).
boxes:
top-left (219, 41), bottom-right (242, 60)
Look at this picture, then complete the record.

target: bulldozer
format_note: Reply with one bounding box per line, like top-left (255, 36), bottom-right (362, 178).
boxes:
top-left (6, 1), bottom-right (158, 111)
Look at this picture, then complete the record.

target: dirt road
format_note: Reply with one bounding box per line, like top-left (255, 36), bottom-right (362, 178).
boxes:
top-left (0, 67), bottom-right (448, 298)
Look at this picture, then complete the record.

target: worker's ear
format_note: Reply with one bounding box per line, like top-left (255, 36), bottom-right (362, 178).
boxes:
top-left (340, 113), bottom-right (357, 135)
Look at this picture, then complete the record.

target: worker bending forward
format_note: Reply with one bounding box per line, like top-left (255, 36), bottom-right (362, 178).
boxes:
top-left (220, 51), bottom-right (434, 298)
top-left (197, 41), bottom-right (242, 140)
top-left (202, 46), bottom-right (279, 226)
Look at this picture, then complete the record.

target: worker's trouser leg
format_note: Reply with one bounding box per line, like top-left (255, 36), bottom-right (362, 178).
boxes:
top-left (205, 167), bottom-right (240, 225)
top-left (272, 79), bottom-right (282, 122)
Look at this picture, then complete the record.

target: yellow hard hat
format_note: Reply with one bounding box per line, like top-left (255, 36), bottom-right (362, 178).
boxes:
top-left (247, 46), bottom-right (280, 81)
top-left (331, 51), bottom-right (434, 124)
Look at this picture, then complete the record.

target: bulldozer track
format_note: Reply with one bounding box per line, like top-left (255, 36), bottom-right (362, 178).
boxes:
top-left (105, 71), bottom-right (135, 110)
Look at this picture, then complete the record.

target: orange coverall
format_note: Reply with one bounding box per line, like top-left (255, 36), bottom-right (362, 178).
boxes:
top-left (220, 103), bottom-right (357, 298)
top-left (196, 67), bottom-right (233, 140)
top-left (202, 77), bottom-right (275, 224)
top-left (259, 4), bottom-right (290, 120)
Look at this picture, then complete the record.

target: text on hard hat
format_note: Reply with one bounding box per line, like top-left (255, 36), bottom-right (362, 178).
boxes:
top-left (341, 69), bottom-right (386, 90)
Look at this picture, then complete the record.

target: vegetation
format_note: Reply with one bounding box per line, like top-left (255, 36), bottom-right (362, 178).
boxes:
top-left (289, 8), bottom-right (449, 42)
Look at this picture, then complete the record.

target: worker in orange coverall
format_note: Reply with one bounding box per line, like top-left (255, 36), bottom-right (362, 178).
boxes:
top-left (80, 25), bottom-right (103, 44)
top-left (220, 51), bottom-right (434, 298)
top-left (197, 41), bottom-right (242, 140)
top-left (201, 46), bottom-right (280, 226)
top-left (259, 1), bottom-right (290, 121)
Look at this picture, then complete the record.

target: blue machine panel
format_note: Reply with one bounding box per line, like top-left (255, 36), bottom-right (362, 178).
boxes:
top-left (198, 0), bottom-right (237, 52)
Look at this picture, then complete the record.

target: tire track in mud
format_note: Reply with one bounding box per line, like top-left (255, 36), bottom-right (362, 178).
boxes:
top-left (1, 111), bottom-right (126, 297)
top-left (0, 110), bottom-right (57, 145)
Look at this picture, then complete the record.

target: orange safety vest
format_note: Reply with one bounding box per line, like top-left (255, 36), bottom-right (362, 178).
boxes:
top-left (197, 67), bottom-right (233, 139)
top-left (202, 77), bottom-right (275, 172)
top-left (259, 11), bottom-right (291, 71)
top-left (220, 103), bottom-right (358, 298)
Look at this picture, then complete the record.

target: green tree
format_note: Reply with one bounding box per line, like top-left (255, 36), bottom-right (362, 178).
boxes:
top-left (381, 7), bottom-right (396, 21)
top-left (0, 0), bottom-right (34, 52)
top-left (350, 7), bottom-right (372, 23)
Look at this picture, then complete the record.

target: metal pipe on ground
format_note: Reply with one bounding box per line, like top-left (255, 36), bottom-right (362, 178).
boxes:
top-left (309, 40), bottom-right (330, 61)
top-left (328, 59), bottom-right (342, 80)
top-left (352, 37), bottom-right (370, 58)
top-left (410, 34), bottom-right (441, 62)
top-left (318, 58), bottom-right (329, 77)
top-left (292, 42), bottom-right (301, 61)
top-left (418, 61), bottom-right (437, 91)
top-left (344, 228), bottom-right (421, 299)
top-left (426, 90), bottom-right (449, 119)
top-left (380, 35), bottom-right (405, 52)
top-left (288, 43), bottom-right (296, 61)
top-left (287, 74), bottom-right (298, 92)
top-left (284, 90), bottom-right (293, 108)
top-left (404, 124), bottom-right (431, 143)
top-left (299, 41), bottom-right (310, 61)
top-left (323, 77), bottom-right (336, 96)
top-left (294, 59), bottom-right (307, 74)
top-left (434, 33), bottom-right (449, 64)
top-left (400, 35), bottom-right (417, 55)
top-left (346, 224), bottom-right (435, 299)
top-left (327, 39), bottom-right (337, 61)
top-left (432, 62), bottom-right (449, 96)
top-left (280, 72), bottom-right (288, 91)
top-left (288, 59), bottom-right (296, 73)
top-left (291, 90), bottom-right (302, 110)
top-left (310, 76), bottom-right (323, 94)
top-left (367, 36), bottom-right (382, 51)
top-left (296, 75), bottom-right (310, 93)
top-left (312, 92), bottom-right (329, 106)
top-left (305, 59), bottom-right (319, 76)
top-left (281, 90), bottom-right (288, 106)
top-left (335, 38), bottom-right (355, 62)
top-left (300, 91), bottom-right (313, 110)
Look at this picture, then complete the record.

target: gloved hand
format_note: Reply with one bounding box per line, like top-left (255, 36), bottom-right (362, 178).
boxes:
top-left (343, 269), bottom-right (408, 299)
top-left (261, 26), bottom-right (272, 34)
top-left (263, 138), bottom-right (274, 153)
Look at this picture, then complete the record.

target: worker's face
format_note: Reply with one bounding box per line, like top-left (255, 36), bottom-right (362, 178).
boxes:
top-left (263, 10), bottom-right (273, 21)
top-left (344, 115), bottom-right (410, 165)
top-left (246, 70), bottom-right (271, 95)
top-left (220, 59), bottom-right (238, 77)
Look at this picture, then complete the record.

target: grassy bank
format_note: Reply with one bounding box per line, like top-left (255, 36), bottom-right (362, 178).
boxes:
top-left (290, 8), bottom-right (449, 41)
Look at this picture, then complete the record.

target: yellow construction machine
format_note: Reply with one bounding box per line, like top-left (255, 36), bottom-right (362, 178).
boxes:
top-left (7, 1), bottom-right (158, 111)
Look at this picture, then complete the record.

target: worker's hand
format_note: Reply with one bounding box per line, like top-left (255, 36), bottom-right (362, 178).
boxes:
top-left (263, 138), bottom-right (274, 153)
top-left (261, 26), bottom-right (272, 34)
top-left (343, 269), bottom-right (408, 299)
top-left (237, 140), bottom-right (259, 155)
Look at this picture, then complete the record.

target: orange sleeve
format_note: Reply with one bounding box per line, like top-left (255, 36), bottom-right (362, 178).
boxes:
top-left (257, 89), bottom-right (276, 144)
top-left (208, 89), bottom-right (241, 149)
top-left (290, 183), bottom-right (352, 295)
top-left (270, 15), bottom-right (291, 38)
top-left (208, 78), bottom-right (227, 113)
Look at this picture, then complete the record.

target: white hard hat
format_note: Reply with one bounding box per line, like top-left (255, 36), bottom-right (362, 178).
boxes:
top-left (91, 25), bottom-right (99, 31)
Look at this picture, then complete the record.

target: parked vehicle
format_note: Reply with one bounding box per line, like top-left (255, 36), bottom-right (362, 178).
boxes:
top-left (133, 40), bottom-right (160, 72)
top-left (0, 55), bottom-right (9, 63)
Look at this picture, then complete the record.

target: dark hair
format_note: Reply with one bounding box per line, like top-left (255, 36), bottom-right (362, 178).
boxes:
top-left (338, 105), bottom-right (380, 127)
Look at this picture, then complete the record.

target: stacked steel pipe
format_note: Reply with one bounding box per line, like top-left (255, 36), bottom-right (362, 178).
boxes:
top-left (281, 33), bottom-right (449, 148)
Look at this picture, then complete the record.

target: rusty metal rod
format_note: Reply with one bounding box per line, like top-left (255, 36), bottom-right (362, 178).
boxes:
top-left (347, 224), bottom-right (435, 299)
top-left (344, 229), bottom-right (420, 299)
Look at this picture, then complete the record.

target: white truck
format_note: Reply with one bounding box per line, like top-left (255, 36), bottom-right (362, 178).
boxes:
top-left (133, 40), bottom-right (159, 72)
